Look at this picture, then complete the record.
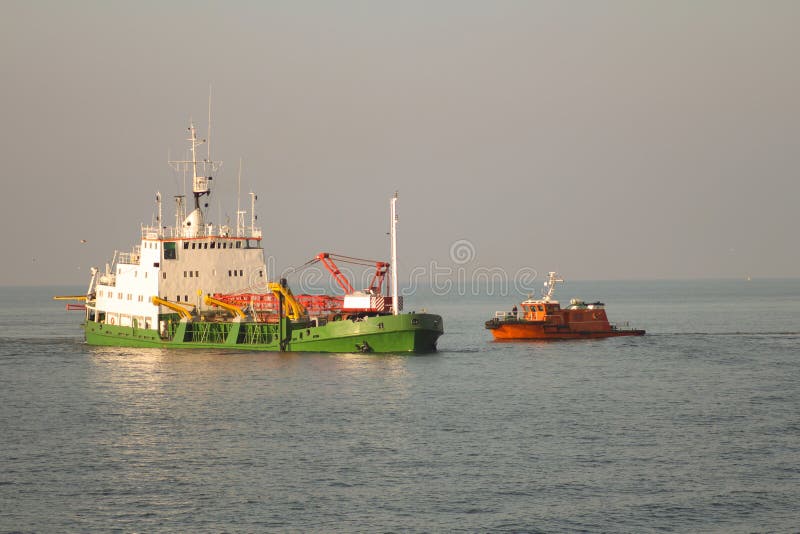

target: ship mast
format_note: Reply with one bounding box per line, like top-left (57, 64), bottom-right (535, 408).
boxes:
top-left (390, 192), bottom-right (399, 315)
top-left (236, 158), bottom-right (245, 237)
top-left (156, 192), bottom-right (162, 235)
top-left (250, 192), bottom-right (257, 236)
top-left (542, 272), bottom-right (564, 302)
top-left (168, 119), bottom-right (221, 237)
top-left (189, 123), bottom-right (210, 210)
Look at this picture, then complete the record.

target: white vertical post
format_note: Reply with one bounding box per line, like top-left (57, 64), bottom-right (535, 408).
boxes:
top-left (156, 192), bottom-right (162, 237)
top-left (250, 192), bottom-right (257, 235)
top-left (237, 158), bottom-right (242, 237)
top-left (390, 192), bottom-right (399, 315)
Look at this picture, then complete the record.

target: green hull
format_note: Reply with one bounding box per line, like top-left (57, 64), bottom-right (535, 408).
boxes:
top-left (83, 313), bottom-right (443, 353)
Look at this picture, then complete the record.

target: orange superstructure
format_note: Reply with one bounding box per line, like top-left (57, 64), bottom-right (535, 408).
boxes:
top-left (485, 272), bottom-right (645, 340)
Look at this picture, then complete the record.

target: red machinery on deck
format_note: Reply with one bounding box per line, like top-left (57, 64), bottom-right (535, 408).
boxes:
top-left (213, 252), bottom-right (397, 318)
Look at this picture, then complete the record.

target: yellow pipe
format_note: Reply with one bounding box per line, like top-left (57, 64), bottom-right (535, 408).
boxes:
top-left (268, 282), bottom-right (306, 320)
top-left (150, 296), bottom-right (194, 320)
top-left (53, 295), bottom-right (88, 301)
top-left (204, 295), bottom-right (247, 319)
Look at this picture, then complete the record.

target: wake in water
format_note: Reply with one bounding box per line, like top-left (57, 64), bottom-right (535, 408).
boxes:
top-left (650, 332), bottom-right (800, 336)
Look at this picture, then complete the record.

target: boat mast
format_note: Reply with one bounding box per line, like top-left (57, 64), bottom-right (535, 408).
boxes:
top-left (156, 192), bottom-right (162, 237)
top-left (390, 192), bottom-right (399, 315)
top-left (542, 272), bottom-right (564, 302)
top-left (189, 123), bottom-right (210, 210)
top-left (168, 120), bottom-right (221, 239)
top-left (236, 158), bottom-right (245, 237)
top-left (250, 192), bottom-right (257, 236)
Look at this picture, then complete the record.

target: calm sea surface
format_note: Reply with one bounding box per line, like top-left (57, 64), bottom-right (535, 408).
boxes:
top-left (1, 281), bottom-right (799, 532)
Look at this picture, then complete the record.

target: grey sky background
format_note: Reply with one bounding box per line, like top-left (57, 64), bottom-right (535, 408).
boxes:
top-left (1, 1), bottom-right (798, 287)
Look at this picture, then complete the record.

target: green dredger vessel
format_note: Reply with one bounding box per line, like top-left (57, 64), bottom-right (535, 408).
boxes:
top-left (56, 122), bottom-right (443, 353)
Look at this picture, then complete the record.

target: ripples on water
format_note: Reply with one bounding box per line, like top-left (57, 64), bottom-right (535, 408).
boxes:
top-left (1, 282), bottom-right (799, 532)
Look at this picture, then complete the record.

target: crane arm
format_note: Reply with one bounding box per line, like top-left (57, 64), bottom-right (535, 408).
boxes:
top-left (151, 296), bottom-right (194, 320)
top-left (268, 281), bottom-right (307, 320)
top-left (204, 295), bottom-right (247, 319)
top-left (316, 252), bottom-right (356, 294)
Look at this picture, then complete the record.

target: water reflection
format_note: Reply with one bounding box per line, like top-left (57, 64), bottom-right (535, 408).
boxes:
top-left (87, 347), bottom-right (416, 404)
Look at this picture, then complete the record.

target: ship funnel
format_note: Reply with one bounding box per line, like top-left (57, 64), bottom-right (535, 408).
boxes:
top-left (183, 208), bottom-right (203, 238)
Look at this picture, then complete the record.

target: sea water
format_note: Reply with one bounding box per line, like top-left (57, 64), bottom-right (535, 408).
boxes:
top-left (1, 281), bottom-right (798, 532)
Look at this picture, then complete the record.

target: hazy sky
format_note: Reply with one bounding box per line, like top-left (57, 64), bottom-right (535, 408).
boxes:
top-left (2, 1), bottom-right (798, 286)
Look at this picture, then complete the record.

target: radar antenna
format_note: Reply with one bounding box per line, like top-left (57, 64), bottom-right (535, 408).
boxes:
top-left (542, 272), bottom-right (564, 302)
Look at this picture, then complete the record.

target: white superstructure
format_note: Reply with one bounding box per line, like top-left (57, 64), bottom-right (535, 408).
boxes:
top-left (86, 123), bottom-right (267, 330)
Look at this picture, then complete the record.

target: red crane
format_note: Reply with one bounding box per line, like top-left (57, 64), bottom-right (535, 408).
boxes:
top-left (315, 253), bottom-right (389, 295)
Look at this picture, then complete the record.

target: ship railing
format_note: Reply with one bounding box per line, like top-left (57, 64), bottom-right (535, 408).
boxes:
top-left (611, 321), bottom-right (630, 331)
top-left (117, 251), bottom-right (141, 265)
top-left (494, 311), bottom-right (519, 321)
top-left (141, 225), bottom-right (182, 239)
top-left (140, 224), bottom-right (264, 240)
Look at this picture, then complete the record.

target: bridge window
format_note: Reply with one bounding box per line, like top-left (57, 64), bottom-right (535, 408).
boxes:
top-left (164, 242), bottom-right (176, 259)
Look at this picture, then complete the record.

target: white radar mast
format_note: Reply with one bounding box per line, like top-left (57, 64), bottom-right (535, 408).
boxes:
top-left (168, 120), bottom-right (222, 237)
top-left (390, 192), bottom-right (399, 315)
top-left (542, 272), bottom-right (564, 302)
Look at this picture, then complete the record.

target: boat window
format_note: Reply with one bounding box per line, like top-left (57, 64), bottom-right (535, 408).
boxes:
top-left (164, 242), bottom-right (177, 259)
top-left (195, 271), bottom-right (199, 277)
top-left (236, 242), bottom-right (241, 248)
top-left (239, 269), bottom-right (243, 276)
top-left (183, 242), bottom-right (189, 249)
top-left (210, 242), bottom-right (215, 249)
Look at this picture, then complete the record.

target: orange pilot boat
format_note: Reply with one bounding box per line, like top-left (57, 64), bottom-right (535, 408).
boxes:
top-left (485, 272), bottom-right (645, 340)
